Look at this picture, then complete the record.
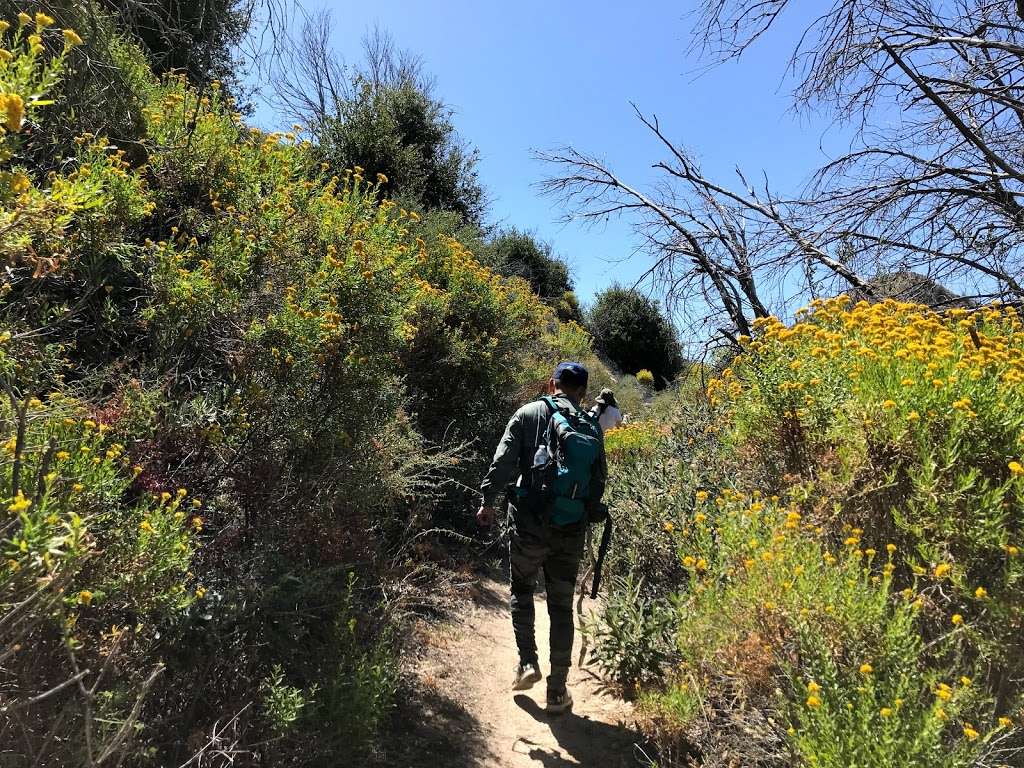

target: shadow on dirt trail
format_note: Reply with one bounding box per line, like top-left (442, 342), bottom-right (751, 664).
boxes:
top-left (377, 577), bottom-right (645, 767)
top-left (374, 681), bottom-right (491, 768)
top-left (512, 694), bottom-right (645, 768)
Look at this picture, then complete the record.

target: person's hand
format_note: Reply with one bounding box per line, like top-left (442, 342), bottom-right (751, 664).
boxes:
top-left (476, 504), bottom-right (497, 527)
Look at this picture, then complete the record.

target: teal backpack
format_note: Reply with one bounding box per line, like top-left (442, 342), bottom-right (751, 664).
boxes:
top-left (535, 395), bottom-right (603, 525)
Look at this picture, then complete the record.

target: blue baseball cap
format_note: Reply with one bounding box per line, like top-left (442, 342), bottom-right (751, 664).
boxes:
top-left (552, 361), bottom-right (589, 387)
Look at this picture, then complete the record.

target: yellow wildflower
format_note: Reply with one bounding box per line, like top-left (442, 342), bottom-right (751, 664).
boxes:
top-left (62, 28), bottom-right (83, 46)
top-left (35, 12), bottom-right (55, 28)
top-left (806, 695), bottom-right (821, 708)
top-left (7, 490), bottom-right (30, 513)
top-left (859, 663), bottom-right (873, 675)
top-left (963, 725), bottom-right (979, 741)
top-left (934, 563), bottom-right (951, 578)
top-left (951, 614), bottom-right (964, 626)
top-left (975, 586), bottom-right (987, 599)
top-left (78, 590), bottom-right (92, 605)
top-left (3, 92), bottom-right (23, 131)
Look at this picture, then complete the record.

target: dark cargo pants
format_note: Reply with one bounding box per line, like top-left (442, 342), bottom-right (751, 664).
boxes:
top-left (508, 501), bottom-right (586, 693)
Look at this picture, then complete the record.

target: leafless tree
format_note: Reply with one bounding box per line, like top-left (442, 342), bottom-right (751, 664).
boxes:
top-left (539, 107), bottom-right (873, 346)
top-left (696, 0), bottom-right (1024, 303)
top-left (544, 0), bottom-right (1024, 345)
top-left (270, 11), bottom-right (429, 131)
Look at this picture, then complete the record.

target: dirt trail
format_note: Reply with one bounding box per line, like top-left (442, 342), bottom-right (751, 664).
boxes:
top-left (384, 577), bottom-right (643, 767)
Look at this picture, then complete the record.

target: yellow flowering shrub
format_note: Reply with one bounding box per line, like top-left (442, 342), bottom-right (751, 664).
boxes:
top-left (1, 389), bottom-right (195, 760)
top-left (710, 298), bottom-right (1024, 688)
top-left (593, 298), bottom-right (1024, 766)
top-left (0, 11), bottom-right (592, 763)
top-left (0, 18), bottom-right (147, 277)
top-left (604, 421), bottom-right (668, 461)
top-left (660, 492), bottom-right (1002, 766)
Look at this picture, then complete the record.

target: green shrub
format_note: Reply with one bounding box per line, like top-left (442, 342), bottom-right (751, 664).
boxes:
top-left (584, 573), bottom-right (677, 692)
top-left (0, 389), bottom-right (196, 764)
top-left (477, 227), bottom-right (574, 307)
top-left (261, 664), bottom-right (314, 735)
top-left (588, 285), bottom-right (684, 387)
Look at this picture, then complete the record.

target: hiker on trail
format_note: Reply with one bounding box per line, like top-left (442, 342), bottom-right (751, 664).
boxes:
top-left (476, 361), bottom-right (608, 715)
top-left (589, 388), bottom-right (623, 432)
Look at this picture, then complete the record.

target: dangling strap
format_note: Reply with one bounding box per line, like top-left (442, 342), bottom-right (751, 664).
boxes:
top-left (537, 396), bottom-right (557, 447)
top-left (590, 516), bottom-right (613, 599)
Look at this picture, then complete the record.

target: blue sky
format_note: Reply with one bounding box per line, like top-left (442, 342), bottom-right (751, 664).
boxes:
top-left (250, 1), bottom-right (842, 305)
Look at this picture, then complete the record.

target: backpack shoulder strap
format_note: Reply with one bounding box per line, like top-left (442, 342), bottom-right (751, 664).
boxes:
top-left (542, 395), bottom-right (579, 419)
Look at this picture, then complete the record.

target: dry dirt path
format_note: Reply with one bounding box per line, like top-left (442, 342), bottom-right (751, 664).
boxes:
top-left (381, 578), bottom-right (644, 767)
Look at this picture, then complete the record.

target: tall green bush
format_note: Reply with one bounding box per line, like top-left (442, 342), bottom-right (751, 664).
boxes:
top-left (588, 285), bottom-right (684, 387)
top-left (477, 227), bottom-right (579, 320)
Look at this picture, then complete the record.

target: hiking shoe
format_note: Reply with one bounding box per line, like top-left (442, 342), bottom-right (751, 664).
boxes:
top-left (545, 687), bottom-right (573, 714)
top-left (512, 661), bottom-right (542, 691)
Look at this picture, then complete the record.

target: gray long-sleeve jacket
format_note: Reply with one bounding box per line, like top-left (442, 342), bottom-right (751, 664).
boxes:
top-left (480, 394), bottom-right (608, 508)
